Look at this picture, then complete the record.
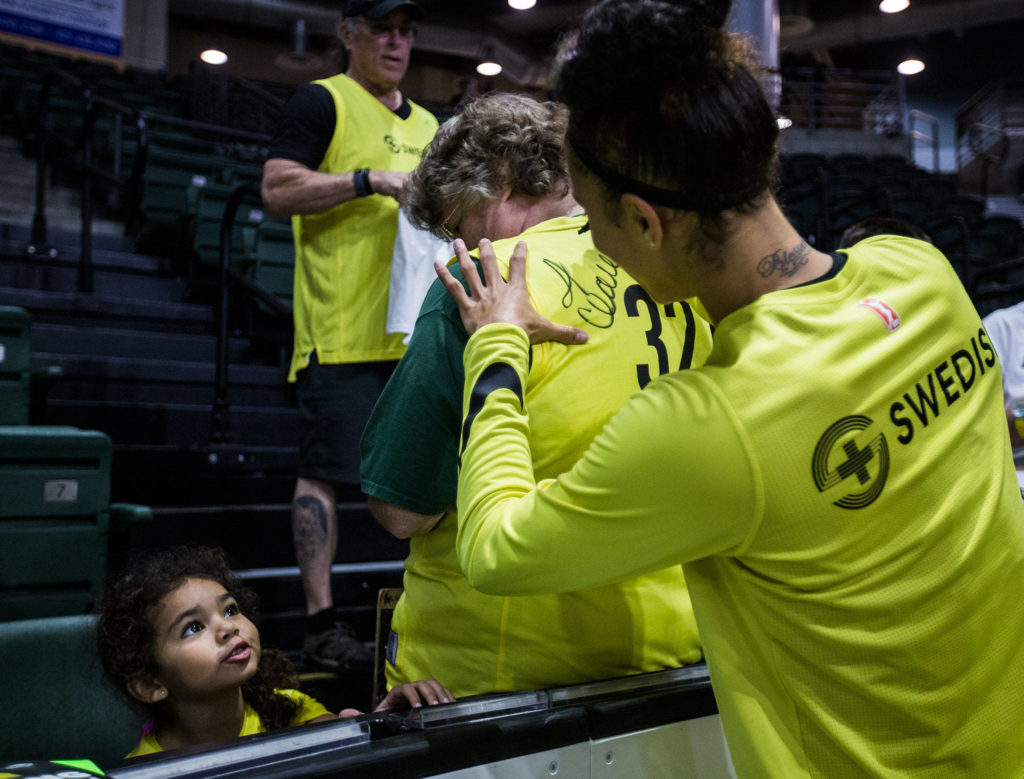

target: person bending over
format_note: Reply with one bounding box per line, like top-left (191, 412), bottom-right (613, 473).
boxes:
top-left (361, 93), bottom-right (713, 697)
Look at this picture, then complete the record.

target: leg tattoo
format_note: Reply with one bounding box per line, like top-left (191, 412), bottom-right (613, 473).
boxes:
top-left (293, 494), bottom-right (329, 565)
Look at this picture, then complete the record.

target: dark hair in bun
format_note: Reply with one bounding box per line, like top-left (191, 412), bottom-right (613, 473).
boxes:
top-left (557, 0), bottom-right (778, 231)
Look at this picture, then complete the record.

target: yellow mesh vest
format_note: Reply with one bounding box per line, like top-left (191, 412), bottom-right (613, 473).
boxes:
top-left (289, 74), bottom-right (438, 378)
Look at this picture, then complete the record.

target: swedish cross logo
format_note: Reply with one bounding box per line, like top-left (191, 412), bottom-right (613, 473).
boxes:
top-left (812, 415), bottom-right (890, 509)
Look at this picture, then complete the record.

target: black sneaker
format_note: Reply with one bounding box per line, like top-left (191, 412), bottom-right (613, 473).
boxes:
top-left (303, 621), bottom-right (374, 670)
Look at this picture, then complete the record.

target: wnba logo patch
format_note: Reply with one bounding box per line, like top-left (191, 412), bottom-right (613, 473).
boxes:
top-left (812, 415), bottom-right (890, 509)
top-left (859, 297), bottom-right (901, 332)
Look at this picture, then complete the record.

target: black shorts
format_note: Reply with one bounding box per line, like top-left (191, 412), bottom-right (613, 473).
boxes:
top-left (295, 353), bottom-right (396, 485)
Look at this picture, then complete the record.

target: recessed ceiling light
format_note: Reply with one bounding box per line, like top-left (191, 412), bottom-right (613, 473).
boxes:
top-left (879, 0), bottom-right (910, 13)
top-left (200, 48), bottom-right (228, 65)
top-left (897, 58), bottom-right (925, 75)
top-left (477, 61), bottom-right (502, 76)
top-left (508, 0), bottom-right (536, 9)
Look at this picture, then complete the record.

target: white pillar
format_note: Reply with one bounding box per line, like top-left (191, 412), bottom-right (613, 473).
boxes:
top-left (123, 0), bottom-right (169, 71)
top-left (727, 0), bottom-right (779, 69)
top-left (728, 0), bottom-right (780, 110)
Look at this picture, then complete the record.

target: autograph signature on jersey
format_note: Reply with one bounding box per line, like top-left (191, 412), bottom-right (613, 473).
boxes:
top-left (542, 254), bottom-right (619, 328)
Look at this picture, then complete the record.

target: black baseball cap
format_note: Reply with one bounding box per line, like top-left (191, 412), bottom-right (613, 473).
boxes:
top-left (344, 0), bottom-right (424, 20)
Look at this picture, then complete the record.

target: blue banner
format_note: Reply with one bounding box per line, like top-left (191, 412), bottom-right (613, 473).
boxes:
top-left (0, 0), bottom-right (123, 58)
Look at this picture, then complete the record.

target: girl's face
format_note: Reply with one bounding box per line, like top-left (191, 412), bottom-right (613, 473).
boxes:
top-left (148, 577), bottom-right (261, 701)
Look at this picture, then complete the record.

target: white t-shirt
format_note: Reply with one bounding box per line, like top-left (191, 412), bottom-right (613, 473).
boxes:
top-left (982, 300), bottom-right (1024, 484)
top-left (984, 301), bottom-right (1024, 401)
top-left (387, 212), bottom-right (453, 344)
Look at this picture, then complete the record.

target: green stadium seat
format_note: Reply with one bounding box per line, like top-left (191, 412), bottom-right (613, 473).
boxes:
top-left (139, 147), bottom-right (263, 237)
top-left (0, 306), bottom-right (32, 425)
top-left (941, 195), bottom-right (987, 230)
top-left (188, 180), bottom-right (264, 270)
top-left (0, 427), bottom-right (112, 620)
top-left (918, 176), bottom-right (957, 209)
top-left (0, 614), bottom-right (143, 766)
top-left (890, 193), bottom-right (932, 227)
top-left (978, 215), bottom-right (1024, 257)
top-left (252, 220), bottom-right (296, 310)
top-left (139, 148), bottom-right (221, 233)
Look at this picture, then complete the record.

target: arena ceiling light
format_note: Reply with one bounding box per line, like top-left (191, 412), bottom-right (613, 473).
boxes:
top-left (476, 45), bottom-right (502, 76)
top-left (508, 0), bottom-right (536, 8)
top-left (200, 48), bottom-right (228, 65)
top-left (897, 58), bottom-right (925, 75)
top-left (879, 0), bottom-right (910, 12)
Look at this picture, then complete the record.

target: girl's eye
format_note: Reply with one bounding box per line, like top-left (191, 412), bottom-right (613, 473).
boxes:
top-left (182, 621), bottom-right (203, 637)
top-left (224, 603), bottom-right (240, 617)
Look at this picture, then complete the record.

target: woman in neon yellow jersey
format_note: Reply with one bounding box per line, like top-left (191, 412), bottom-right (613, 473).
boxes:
top-left (435, 0), bottom-right (1024, 775)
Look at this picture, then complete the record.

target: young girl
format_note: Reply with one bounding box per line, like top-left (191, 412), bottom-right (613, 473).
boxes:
top-left (97, 546), bottom-right (453, 758)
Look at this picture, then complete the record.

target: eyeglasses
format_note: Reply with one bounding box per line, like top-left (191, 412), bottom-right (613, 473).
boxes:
top-left (439, 202), bottom-right (461, 241)
top-left (357, 19), bottom-right (417, 39)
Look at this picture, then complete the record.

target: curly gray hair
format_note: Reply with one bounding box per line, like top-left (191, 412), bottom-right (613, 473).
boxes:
top-left (403, 93), bottom-right (570, 238)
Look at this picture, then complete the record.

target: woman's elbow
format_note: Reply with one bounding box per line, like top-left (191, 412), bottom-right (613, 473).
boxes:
top-left (459, 552), bottom-right (505, 594)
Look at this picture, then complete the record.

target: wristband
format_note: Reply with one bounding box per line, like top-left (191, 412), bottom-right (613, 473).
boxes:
top-left (353, 168), bottom-right (373, 198)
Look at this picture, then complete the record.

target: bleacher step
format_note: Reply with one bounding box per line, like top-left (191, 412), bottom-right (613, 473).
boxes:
top-left (43, 397), bottom-right (298, 446)
top-left (110, 444), bottom-right (300, 505)
top-left (1, 221), bottom-right (145, 257)
top-left (36, 352), bottom-right (291, 407)
top-left (1, 286), bottom-right (211, 333)
top-left (0, 259), bottom-right (185, 301)
top-left (31, 321), bottom-right (252, 363)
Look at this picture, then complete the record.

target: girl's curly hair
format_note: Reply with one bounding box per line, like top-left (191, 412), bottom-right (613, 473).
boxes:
top-left (96, 546), bottom-right (301, 731)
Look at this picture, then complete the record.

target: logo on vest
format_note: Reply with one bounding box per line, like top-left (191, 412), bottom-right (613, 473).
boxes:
top-left (812, 415), bottom-right (889, 509)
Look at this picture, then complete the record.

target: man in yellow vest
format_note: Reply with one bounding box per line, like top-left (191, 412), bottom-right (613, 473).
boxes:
top-left (261, 0), bottom-right (438, 671)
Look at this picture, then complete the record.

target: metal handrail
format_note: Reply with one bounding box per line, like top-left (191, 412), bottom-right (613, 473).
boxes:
top-left (236, 77), bottom-right (287, 110)
top-left (908, 109), bottom-right (940, 174)
top-left (28, 67), bottom-right (84, 256)
top-left (79, 94), bottom-right (147, 293)
top-left (142, 111), bottom-right (273, 144)
top-left (28, 69), bottom-right (273, 289)
top-left (969, 255), bottom-right (1024, 300)
top-left (212, 182), bottom-right (267, 445)
top-left (965, 121), bottom-right (1010, 200)
top-left (779, 67), bottom-right (901, 133)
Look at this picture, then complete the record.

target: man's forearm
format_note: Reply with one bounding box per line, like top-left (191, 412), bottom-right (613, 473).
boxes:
top-left (262, 159), bottom-right (410, 217)
top-left (261, 158), bottom-right (359, 217)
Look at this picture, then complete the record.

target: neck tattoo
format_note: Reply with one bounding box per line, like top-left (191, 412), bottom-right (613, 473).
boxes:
top-left (756, 241), bottom-right (811, 279)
